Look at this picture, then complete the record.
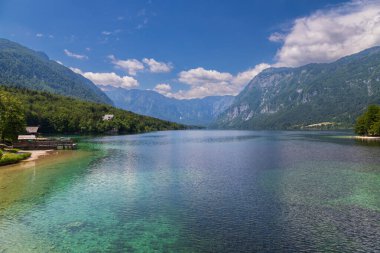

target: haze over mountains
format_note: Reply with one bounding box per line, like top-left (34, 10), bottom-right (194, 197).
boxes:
top-left (101, 85), bottom-right (234, 126)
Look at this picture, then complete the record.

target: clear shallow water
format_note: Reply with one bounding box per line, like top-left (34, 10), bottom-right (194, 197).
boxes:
top-left (0, 130), bottom-right (379, 252)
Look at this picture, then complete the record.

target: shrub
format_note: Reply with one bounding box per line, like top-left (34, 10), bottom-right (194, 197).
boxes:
top-left (4, 148), bottom-right (20, 153)
top-left (0, 152), bottom-right (31, 166)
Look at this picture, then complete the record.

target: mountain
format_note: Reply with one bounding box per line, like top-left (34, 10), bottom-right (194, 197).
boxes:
top-left (101, 86), bottom-right (234, 126)
top-left (0, 38), bottom-right (112, 105)
top-left (0, 86), bottom-right (184, 134)
top-left (214, 46), bottom-right (380, 129)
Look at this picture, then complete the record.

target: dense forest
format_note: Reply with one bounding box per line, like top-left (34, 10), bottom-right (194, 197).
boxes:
top-left (355, 105), bottom-right (380, 136)
top-left (0, 87), bottom-right (185, 138)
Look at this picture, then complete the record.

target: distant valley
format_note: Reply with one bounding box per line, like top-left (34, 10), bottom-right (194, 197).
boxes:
top-left (101, 85), bottom-right (234, 126)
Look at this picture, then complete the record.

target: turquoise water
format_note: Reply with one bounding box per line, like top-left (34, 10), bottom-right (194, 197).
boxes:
top-left (0, 130), bottom-right (379, 252)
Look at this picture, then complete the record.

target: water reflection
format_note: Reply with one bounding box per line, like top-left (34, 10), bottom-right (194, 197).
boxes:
top-left (0, 130), bottom-right (379, 252)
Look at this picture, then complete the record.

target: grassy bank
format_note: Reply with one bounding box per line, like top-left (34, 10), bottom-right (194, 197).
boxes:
top-left (0, 151), bottom-right (31, 166)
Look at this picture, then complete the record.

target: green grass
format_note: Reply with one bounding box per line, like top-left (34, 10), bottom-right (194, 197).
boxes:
top-left (0, 152), bottom-right (31, 166)
top-left (4, 148), bottom-right (20, 153)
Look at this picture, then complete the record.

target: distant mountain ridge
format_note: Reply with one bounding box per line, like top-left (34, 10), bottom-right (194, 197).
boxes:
top-left (0, 38), bottom-right (112, 105)
top-left (101, 86), bottom-right (234, 126)
top-left (214, 46), bottom-right (380, 129)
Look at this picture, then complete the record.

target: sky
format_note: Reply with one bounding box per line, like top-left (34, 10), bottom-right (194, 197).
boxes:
top-left (1, 0), bottom-right (380, 99)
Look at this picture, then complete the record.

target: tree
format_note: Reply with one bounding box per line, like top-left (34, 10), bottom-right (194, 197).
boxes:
top-left (0, 91), bottom-right (26, 142)
top-left (355, 105), bottom-right (380, 136)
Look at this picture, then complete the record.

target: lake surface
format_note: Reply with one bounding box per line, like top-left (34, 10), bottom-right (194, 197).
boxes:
top-left (0, 130), bottom-right (379, 252)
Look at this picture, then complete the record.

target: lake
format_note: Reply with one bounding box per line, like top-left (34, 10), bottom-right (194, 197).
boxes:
top-left (0, 130), bottom-right (379, 252)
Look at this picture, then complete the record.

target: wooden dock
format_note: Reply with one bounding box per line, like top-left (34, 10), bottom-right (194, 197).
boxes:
top-left (14, 138), bottom-right (77, 150)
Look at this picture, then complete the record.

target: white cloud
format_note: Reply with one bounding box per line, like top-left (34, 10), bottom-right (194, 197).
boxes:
top-left (154, 83), bottom-right (173, 96)
top-left (272, 0), bottom-right (380, 67)
top-left (102, 31), bottom-right (112, 35)
top-left (70, 67), bottom-right (138, 89)
top-left (64, 49), bottom-right (88, 60)
top-left (36, 33), bottom-right (54, 39)
top-left (108, 55), bottom-right (144, 76)
top-left (178, 67), bottom-right (233, 87)
top-left (268, 32), bottom-right (285, 42)
top-left (233, 63), bottom-right (272, 87)
top-left (173, 64), bottom-right (270, 99)
top-left (142, 58), bottom-right (173, 73)
top-left (109, 55), bottom-right (173, 75)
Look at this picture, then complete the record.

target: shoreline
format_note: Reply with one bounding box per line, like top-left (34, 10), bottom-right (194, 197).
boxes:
top-left (353, 136), bottom-right (380, 141)
top-left (22, 150), bottom-right (55, 162)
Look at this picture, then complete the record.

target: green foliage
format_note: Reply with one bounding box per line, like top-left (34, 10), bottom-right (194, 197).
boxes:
top-left (0, 38), bottom-right (112, 105)
top-left (0, 149), bottom-right (3, 159)
top-left (0, 152), bottom-right (31, 166)
top-left (4, 148), bottom-right (20, 153)
top-left (0, 91), bottom-right (26, 141)
top-left (0, 87), bottom-right (185, 135)
top-left (355, 105), bottom-right (380, 136)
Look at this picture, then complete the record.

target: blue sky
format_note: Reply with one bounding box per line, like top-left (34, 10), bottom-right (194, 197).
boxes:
top-left (1, 0), bottom-right (379, 99)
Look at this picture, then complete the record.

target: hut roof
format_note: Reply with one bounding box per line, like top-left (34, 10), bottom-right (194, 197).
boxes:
top-left (26, 126), bottom-right (39, 134)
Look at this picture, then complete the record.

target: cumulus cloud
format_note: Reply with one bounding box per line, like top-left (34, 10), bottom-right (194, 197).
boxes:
top-left (70, 67), bottom-right (138, 89)
top-left (36, 33), bottom-right (43, 38)
top-left (233, 63), bottom-right (272, 87)
top-left (178, 68), bottom-right (233, 87)
top-left (272, 0), bottom-right (380, 67)
top-left (64, 49), bottom-right (88, 60)
top-left (143, 58), bottom-right (173, 73)
top-left (108, 55), bottom-right (144, 76)
top-left (154, 83), bottom-right (173, 96)
top-left (109, 55), bottom-right (173, 75)
top-left (172, 64), bottom-right (270, 99)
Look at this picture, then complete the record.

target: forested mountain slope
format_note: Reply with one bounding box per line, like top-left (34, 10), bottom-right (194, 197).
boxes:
top-left (0, 38), bottom-right (112, 105)
top-left (0, 87), bottom-right (184, 134)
